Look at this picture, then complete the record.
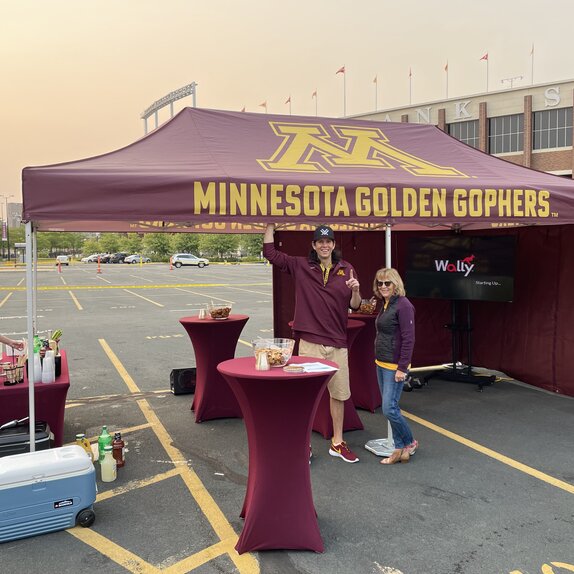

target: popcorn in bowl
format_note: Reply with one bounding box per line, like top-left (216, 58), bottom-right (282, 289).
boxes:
top-left (207, 302), bottom-right (232, 319)
top-left (358, 298), bottom-right (377, 315)
top-left (252, 338), bottom-right (295, 368)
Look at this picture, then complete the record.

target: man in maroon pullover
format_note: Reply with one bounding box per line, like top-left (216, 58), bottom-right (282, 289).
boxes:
top-left (263, 223), bottom-right (362, 463)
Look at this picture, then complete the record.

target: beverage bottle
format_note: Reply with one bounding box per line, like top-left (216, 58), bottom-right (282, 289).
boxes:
top-left (97, 425), bottom-right (112, 462)
top-left (100, 445), bottom-right (117, 482)
top-left (75, 433), bottom-right (94, 462)
top-left (112, 432), bottom-right (125, 468)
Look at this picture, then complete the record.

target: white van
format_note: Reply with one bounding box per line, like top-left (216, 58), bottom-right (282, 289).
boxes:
top-left (56, 255), bottom-right (70, 266)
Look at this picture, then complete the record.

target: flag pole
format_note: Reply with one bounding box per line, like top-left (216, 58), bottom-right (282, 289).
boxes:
top-left (336, 66), bottom-right (346, 116)
top-left (343, 71), bottom-right (347, 117)
top-left (531, 44), bottom-right (535, 85)
top-left (480, 53), bottom-right (489, 93)
top-left (445, 62), bottom-right (449, 99)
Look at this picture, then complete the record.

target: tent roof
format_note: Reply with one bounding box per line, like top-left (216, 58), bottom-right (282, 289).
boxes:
top-left (22, 107), bottom-right (574, 232)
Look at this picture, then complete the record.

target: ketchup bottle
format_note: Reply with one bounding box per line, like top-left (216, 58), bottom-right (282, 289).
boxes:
top-left (112, 432), bottom-right (125, 468)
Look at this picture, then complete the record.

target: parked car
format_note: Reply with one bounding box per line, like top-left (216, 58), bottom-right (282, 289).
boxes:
top-left (98, 253), bottom-right (112, 263)
top-left (171, 253), bottom-right (209, 268)
top-left (81, 253), bottom-right (105, 263)
top-left (124, 254), bottom-right (151, 264)
top-left (55, 255), bottom-right (70, 266)
top-left (108, 252), bottom-right (129, 264)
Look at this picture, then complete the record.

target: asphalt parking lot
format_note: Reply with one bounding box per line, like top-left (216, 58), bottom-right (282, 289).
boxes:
top-left (1, 262), bottom-right (573, 574)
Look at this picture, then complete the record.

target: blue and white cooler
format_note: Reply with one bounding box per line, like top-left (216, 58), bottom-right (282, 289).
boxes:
top-left (0, 445), bottom-right (97, 542)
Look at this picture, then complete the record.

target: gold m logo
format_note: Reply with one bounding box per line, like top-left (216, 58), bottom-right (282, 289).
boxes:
top-left (257, 122), bottom-right (468, 177)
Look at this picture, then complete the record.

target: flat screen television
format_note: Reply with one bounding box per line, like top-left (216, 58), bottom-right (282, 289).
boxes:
top-left (404, 235), bottom-right (516, 302)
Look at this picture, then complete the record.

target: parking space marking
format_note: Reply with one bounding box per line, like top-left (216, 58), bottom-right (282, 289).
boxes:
top-left (404, 410), bottom-right (574, 494)
top-left (91, 339), bottom-right (259, 574)
top-left (68, 290), bottom-right (83, 310)
top-left (68, 527), bottom-right (161, 574)
top-left (123, 289), bottom-right (165, 307)
top-left (175, 287), bottom-right (234, 304)
top-left (226, 286), bottom-right (272, 297)
top-left (0, 292), bottom-right (13, 307)
top-left (0, 282), bottom-right (271, 291)
top-left (130, 275), bottom-right (155, 283)
top-left (96, 468), bottom-right (181, 502)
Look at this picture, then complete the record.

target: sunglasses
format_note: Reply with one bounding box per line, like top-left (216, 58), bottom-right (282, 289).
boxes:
top-left (376, 280), bottom-right (393, 288)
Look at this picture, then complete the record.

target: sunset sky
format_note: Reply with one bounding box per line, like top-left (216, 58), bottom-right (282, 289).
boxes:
top-left (2, 0), bottom-right (573, 203)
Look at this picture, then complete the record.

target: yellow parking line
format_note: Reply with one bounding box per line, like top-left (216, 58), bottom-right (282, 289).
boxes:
top-left (123, 289), bottom-right (164, 307)
top-left (403, 410), bottom-right (574, 495)
top-left (96, 468), bottom-right (181, 502)
top-left (68, 527), bottom-right (161, 574)
top-left (68, 290), bottom-right (83, 310)
top-left (0, 282), bottom-right (271, 291)
top-left (161, 539), bottom-right (236, 574)
top-left (0, 292), bottom-right (13, 307)
top-left (98, 339), bottom-right (259, 573)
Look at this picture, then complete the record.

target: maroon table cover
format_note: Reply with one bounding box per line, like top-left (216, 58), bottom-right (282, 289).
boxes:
top-left (0, 350), bottom-right (70, 446)
top-left (180, 315), bottom-right (248, 422)
top-left (218, 355), bottom-right (336, 554)
top-left (347, 312), bottom-right (382, 412)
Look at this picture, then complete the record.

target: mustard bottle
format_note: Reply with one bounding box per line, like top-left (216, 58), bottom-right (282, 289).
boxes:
top-left (75, 433), bottom-right (94, 462)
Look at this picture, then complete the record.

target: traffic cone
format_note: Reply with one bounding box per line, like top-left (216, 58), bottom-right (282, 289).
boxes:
top-left (97, 256), bottom-right (102, 274)
top-left (169, 257), bottom-right (173, 271)
top-left (57, 262), bottom-right (62, 274)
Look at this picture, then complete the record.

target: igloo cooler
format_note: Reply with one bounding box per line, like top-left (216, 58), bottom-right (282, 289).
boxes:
top-left (0, 445), bottom-right (97, 542)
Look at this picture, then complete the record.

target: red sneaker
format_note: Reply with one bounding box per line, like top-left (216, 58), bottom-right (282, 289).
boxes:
top-left (329, 441), bottom-right (359, 463)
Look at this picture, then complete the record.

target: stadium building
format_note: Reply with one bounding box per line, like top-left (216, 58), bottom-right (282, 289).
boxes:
top-left (355, 79), bottom-right (574, 179)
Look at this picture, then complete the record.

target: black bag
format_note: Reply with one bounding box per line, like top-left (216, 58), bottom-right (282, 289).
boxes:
top-left (0, 418), bottom-right (54, 457)
top-left (170, 368), bottom-right (196, 395)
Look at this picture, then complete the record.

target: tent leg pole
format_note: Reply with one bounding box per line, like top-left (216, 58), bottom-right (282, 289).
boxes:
top-left (365, 224), bottom-right (395, 457)
top-left (25, 221), bottom-right (36, 452)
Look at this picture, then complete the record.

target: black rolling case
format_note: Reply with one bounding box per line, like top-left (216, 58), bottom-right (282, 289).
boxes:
top-left (0, 418), bottom-right (54, 458)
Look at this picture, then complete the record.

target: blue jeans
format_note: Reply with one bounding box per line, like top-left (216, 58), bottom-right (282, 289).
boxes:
top-left (376, 366), bottom-right (414, 449)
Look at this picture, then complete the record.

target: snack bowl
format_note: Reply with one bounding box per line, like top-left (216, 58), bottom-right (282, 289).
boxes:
top-left (358, 298), bottom-right (377, 315)
top-left (207, 302), bottom-right (232, 320)
top-left (252, 338), bottom-right (295, 368)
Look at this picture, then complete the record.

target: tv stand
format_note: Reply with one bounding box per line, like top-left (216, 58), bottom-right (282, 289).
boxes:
top-left (424, 300), bottom-right (495, 391)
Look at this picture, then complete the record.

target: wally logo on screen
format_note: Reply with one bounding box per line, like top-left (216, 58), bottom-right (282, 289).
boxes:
top-left (434, 254), bottom-right (475, 277)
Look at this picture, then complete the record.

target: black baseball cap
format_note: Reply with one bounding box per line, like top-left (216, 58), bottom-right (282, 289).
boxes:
top-left (313, 225), bottom-right (335, 241)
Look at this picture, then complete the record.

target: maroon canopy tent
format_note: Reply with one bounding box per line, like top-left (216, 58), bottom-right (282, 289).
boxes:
top-left (22, 107), bottom-right (574, 396)
top-left (22, 107), bottom-right (574, 231)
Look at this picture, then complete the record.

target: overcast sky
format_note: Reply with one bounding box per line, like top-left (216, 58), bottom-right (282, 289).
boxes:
top-left (2, 0), bottom-right (573, 203)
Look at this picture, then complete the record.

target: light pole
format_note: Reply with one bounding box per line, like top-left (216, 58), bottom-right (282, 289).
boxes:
top-left (1, 194), bottom-right (14, 261)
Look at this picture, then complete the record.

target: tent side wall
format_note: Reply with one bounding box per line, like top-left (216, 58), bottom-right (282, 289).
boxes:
top-left (272, 227), bottom-right (574, 397)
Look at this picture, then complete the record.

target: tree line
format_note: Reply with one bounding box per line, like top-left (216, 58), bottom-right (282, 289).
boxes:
top-left (6, 229), bottom-right (264, 261)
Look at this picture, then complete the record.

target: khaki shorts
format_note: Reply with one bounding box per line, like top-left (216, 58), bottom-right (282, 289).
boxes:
top-left (299, 339), bottom-right (351, 401)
